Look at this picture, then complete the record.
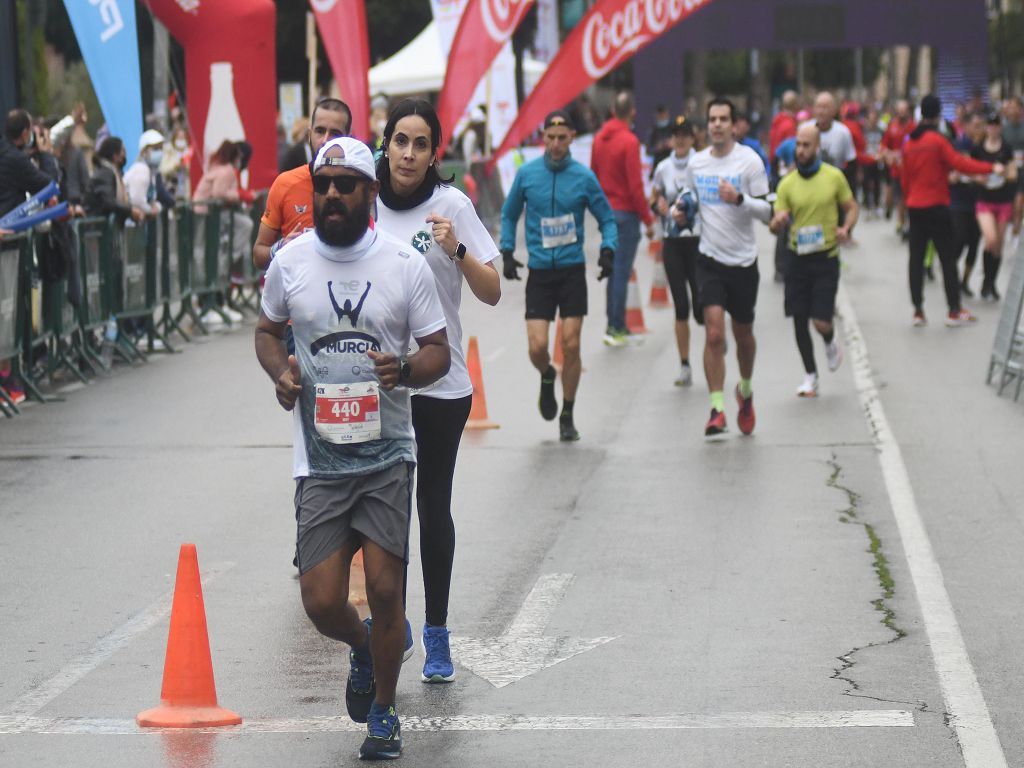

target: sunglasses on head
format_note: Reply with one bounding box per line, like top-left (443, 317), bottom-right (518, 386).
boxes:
top-left (312, 174), bottom-right (366, 195)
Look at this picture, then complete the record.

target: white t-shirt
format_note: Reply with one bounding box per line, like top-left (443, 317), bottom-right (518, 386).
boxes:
top-left (262, 227), bottom-right (446, 478)
top-left (376, 184), bottom-right (499, 399)
top-left (801, 119), bottom-right (857, 167)
top-left (652, 150), bottom-right (700, 239)
top-left (683, 143), bottom-right (770, 267)
top-left (123, 160), bottom-right (154, 212)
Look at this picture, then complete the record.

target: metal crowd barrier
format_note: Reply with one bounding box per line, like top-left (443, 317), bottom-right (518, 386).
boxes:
top-left (0, 232), bottom-right (29, 415)
top-left (987, 239), bottom-right (1024, 399)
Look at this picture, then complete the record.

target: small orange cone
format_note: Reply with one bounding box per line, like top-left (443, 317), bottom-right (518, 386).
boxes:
top-left (464, 336), bottom-right (499, 430)
top-left (552, 318), bottom-right (564, 371)
top-left (137, 544), bottom-right (242, 728)
top-left (647, 238), bottom-right (663, 260)
top-left (649, 250), bottom-right (670, 308)
top-left (625, 268), bottom-right (648, 334)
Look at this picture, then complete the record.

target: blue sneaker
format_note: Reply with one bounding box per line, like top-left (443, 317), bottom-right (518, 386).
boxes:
top-left (358, 702), bottom-right (402, 760)
top-left (403, 618), bottom-right (414, 663)
top-left (421, 624), bottom-right (455, 683)
top-left (346, 618), bottom-right (374, 723)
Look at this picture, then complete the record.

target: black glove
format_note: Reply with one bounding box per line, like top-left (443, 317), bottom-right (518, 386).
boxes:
top-left (502, 250), bottom-right (523, 281)
top-left (597, 247), bottom-right (614, 281)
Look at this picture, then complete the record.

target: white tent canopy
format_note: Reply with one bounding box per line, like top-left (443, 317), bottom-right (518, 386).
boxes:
top-left (369, 21), bottom-right (546, 97)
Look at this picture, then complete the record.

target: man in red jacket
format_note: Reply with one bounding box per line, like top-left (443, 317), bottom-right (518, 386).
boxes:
top-left (882, 100), bottom-right (915, 235)
top-left (769, 90), bottom-right (800, 162)
top-left (592, 92), bottom-right (655, 346)
top-left (902, 94), bottom-right (1004, 327)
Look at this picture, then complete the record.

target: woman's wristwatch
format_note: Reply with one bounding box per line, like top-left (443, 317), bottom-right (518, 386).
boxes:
top-left (452, 241), bottom-right (467, 261)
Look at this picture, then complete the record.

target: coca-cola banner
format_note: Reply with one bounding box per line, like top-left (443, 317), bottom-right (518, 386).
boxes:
top-left (146, 0), bottom-right (278, 191)
top-left (435, 0), bottom-right (535, 157)
top-left (491, 0), bottom-right (713, 164)
top-left (311, 0), bottom-right (371, 141)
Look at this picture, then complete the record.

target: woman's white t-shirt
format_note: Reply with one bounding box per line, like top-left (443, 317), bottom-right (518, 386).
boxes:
top-left (377, 184), bottom-right (499, 399)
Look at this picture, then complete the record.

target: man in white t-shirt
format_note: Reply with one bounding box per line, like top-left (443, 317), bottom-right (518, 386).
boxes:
top-left (802, 92), bottom-right (856, 170)
top-left (675, 97), bottom-right (772, 438)
top-left (255, 137), bottom-right (449, 761)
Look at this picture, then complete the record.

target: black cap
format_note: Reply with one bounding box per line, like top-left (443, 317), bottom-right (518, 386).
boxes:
top-left (987, 110), bottom-right (1002, 125)
top-left (671, 115), bottom-right (694, 136)
top-left (920, 94), bottom-right (941, 120)
top-left (543, 110), bottom-right (575, 131)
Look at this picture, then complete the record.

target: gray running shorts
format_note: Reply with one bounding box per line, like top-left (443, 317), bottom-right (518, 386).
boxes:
top-left (294, 462), bottom-right (413, 575)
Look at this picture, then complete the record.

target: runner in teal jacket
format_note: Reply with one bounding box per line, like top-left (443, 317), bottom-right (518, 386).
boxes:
top-left (500, 151), bottom-right (618, 270)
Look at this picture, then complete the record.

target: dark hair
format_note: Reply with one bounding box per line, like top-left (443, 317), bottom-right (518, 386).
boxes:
top-left (376, 98), bottom-right (454, 192)
top-left (311, 97), bottom-right (352, 134)
top-left (96, 136), bottom-right (124, 162)
top-left (210, 139), bottom-right (240, 166)
top-left (706, 97), bottom-right (735, 122)
top-left (235, 141), bottom-right (253, 171)
top-left (4, 109), bottom-right (31, 142)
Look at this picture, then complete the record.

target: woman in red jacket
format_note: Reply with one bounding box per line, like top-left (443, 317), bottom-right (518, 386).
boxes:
top-left (901, 95), bottom-right (1004, 327)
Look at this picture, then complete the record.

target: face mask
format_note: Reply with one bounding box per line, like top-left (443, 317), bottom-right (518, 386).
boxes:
top-left (147, 149), bottom-right (163, 167)
top-left (174, 138), bottom-right (187, 151)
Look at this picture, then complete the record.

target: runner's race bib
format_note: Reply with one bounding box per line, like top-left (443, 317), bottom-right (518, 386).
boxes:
top-left (795, 224), bottom-right (826, 255)
top-left (314, 381), bottom-right (381, 444)
top-left (540, 214), bottom-right (578, 249)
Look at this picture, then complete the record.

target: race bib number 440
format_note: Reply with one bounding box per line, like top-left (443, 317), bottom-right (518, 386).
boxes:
top-left (314, 382), bottom-right (381, 444)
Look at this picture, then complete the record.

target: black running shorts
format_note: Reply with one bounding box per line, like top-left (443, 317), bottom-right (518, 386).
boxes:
top-left (662, 236), bottom-right (703, 324)
top-left (695, 254), bottom-right (760, 325)
top-left (525, 264), bottom-right (587, 321)
top-left (784, 251), bottom-right (840, 320)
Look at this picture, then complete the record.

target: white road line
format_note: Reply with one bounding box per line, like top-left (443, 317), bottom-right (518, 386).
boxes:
top-left (2, 563), bottom-right (234, 719)
top-left (0, 710), bottom-right (915, 735)
top-left (837, 287), bottom-right (1007, 768)
top-left (506, 572), bottom-right (574, 637)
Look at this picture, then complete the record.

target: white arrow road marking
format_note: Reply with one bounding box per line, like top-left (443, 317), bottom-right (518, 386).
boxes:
top-left (0, 710), bottom-right (915, 735)
top-left (449, 573), bottom-right (617, 688)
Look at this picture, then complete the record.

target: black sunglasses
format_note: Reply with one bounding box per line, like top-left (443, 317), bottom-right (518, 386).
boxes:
top-left (312, 175), bottom-right (366, 195)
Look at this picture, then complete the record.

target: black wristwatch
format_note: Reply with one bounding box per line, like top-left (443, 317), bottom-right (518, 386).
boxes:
top-left (453, 241), bottom-right (467, 261)
top-left (398, 357), bottom-right (412, 385)
top-left (735, 193), bottom-right (745, 207)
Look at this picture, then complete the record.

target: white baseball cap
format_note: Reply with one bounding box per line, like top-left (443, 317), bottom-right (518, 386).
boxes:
top-left (313, 137), bottom-right (376, 180)
top-left (138, 129), bottom-right (164, 154)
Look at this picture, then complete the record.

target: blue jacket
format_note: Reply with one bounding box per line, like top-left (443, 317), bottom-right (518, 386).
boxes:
top-left (500, 152), bottom-right (618, 270)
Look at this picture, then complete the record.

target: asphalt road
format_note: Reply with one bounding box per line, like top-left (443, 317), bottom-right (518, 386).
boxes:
top-left (1, 216), bottom-right (1023, 768)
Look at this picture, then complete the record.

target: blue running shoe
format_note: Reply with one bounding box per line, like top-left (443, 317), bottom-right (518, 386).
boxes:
top-left (346, 618), bottom-right (374, 723)
top-left (359, 702), bottom-right (402, 760)
top-left (421, 624), bottom-right (455, 683)
top-left (403, 618), bottom-right (414, 663)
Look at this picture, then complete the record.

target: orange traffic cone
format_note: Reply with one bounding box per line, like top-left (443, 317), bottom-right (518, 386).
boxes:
top-left (649, 251), bottom-right (670, 308)
top-left (464, 336), bottom-right (499, 430)
top-left (625, 268), bottom-right (648, 334)
top-left (552, 318), bottom-right (564, 371)
top-left (137, 544), bottom-right (242, 728)
top-left (647, 238), bottom-right (663, 261)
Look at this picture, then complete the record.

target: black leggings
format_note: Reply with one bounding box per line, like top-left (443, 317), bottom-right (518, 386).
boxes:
top-left (411, 393), bottom-right (472, 627)
top-left (951, 208), bottom-right (981, 274)
top-left (908, 206), bottom-right (961, 313)
top-left (794, 316), bottom-right (816, 374)
top-left (662, 236), bottom-right (702, 322)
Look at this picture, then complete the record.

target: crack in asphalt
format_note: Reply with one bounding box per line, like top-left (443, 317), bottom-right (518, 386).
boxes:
top-left (826, 454), bottom-right (928, 713)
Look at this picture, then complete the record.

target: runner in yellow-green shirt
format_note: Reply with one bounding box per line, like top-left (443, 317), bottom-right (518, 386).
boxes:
top-left (770, 124), bottom-right (859, 397)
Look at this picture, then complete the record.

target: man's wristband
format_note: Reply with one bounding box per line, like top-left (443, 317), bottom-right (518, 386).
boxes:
top-left (735, 193), bottom-right (745, 207)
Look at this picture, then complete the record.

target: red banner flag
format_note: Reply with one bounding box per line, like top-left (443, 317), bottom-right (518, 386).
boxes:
top-left (491, 0), bottom-right (713, 166)
top-left (436, 0), bottom-right (535, 157)
top-left (311, 0), bottom-right (371, 141)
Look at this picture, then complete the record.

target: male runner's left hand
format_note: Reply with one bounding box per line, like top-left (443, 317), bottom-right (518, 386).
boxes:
top-left (368, 350), bottom-right (400, 391)
top-left (836, 226), bottom-right (851, 245)
top-left (718, 179), bottom-right (740, 204)
top-left (597, 247), bottom-right (614, 281)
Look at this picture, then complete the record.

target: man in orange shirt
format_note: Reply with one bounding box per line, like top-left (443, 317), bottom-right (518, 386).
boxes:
top-left (253, 98), bottom-right (351, 269)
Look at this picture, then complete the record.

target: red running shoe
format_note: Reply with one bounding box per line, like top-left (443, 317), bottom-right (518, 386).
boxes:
top-left (735, 385), bottom-right (756, 435)
top-left (704, 408), bottom-right (727, 437)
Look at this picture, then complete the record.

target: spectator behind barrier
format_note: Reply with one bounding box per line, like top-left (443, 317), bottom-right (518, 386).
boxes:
top-left (86, 136), bottom-right (144, 224)
top-left (124, 129), bottom-right (175, 218)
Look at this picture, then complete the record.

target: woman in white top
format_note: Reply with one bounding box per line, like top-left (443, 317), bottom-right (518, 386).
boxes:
top-left (375, 98), bottom-right (500, 683)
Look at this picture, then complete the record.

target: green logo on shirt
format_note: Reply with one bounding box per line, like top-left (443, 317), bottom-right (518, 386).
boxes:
top-left (412, 231), bottom-right (432, 254)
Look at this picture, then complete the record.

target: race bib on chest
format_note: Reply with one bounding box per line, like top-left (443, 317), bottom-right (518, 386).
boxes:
top-left (795, 224), bottom-right (826, 255)
top-left (541, 214), bottom-right (578, 248)
top-left (314, 382), bottom-right (381, 444)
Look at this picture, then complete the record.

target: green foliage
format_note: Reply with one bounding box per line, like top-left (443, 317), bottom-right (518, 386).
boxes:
top-left (16, 0), bottom-right (50, 115)
top-left (707, 51), bottom-right (748, 95)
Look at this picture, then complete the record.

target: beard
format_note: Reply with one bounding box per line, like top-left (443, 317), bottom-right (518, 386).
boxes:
top-left (314, 195), bottom-right (370, 247)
